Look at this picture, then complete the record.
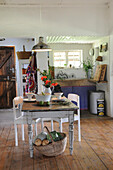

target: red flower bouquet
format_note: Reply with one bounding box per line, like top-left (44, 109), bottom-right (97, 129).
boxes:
top-left (38, 69), bottom-right (58, 88)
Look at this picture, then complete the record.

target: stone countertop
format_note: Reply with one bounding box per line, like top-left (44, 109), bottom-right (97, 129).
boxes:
top-left (54, 78), bottom-right (96, 86)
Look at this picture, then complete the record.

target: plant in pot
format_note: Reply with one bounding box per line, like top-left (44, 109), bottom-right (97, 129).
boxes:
top-left (83, 59), bottom-right (93, 79)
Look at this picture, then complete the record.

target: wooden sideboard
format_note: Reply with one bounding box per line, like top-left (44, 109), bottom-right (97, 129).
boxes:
top-left (55, 79), bottom-right (96, 110)
top-left (55, 78), bottom-right (95, 86)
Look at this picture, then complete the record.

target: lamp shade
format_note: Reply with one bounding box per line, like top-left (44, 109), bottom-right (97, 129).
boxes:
top-left (32, 37), bottom-right (52, 52)
top-left (0, 38), bottom-right (5, 41)
top-left (96, 56), bottom-right (103, 61)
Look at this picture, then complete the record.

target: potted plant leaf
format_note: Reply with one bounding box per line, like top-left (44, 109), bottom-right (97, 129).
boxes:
top-left (83, 58), bottom-right (93, 79)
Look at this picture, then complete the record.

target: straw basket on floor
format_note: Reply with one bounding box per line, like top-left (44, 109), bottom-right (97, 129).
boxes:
top-left (33, 126), bottom-right (67, 157)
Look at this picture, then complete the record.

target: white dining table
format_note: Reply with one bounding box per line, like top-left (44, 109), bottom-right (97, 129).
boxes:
top-left (22, 98), bottom-right (78, 158)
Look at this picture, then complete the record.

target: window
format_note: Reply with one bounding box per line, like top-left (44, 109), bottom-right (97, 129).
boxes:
top-left (54, 52), bottom-right (66, 67)
top-left (53, 50), bottom-right (83, 68)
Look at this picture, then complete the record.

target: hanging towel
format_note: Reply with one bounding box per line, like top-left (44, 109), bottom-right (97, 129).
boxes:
top-left (25, 53), bottom-right (37, 93)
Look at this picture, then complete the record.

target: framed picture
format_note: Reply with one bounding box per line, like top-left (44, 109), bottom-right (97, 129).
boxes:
top-left (100, 43), bottom-right (108, 52)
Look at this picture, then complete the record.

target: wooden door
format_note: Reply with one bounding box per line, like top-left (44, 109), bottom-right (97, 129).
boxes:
top-left (0, 46), bottom-right (16, 108)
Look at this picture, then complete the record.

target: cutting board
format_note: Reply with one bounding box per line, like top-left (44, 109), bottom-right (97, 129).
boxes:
top-left (93, 64), bottom-right (107, 82)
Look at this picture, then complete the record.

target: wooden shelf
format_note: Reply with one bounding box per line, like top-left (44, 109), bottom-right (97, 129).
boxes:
top-left (88, 79), bottom-right (97, 83)
top-left (97, 81), bottom-right (108, 84)
top-left (56, 78), bottom-right (96, 86)
top-left (88, 79), bottom-right (108, 84)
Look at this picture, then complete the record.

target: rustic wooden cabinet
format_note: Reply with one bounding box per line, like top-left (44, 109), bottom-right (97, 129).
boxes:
top-left (56, 79), bottom-right (96, 110)
top-left (19, 59), bottom-right (29, 96)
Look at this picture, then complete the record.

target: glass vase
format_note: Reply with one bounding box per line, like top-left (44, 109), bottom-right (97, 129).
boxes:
top-left (87, 69), bottom-right (92, 79)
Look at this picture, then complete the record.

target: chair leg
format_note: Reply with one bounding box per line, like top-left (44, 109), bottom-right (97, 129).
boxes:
top-left (35, 123), bottom-right (37, 136)
top-left (22, 124), bottom-right (25, 141)
top-left (14, 124), bottom-right (18, 146)
top-left (78, 118), bottom-right (81, 141)
top-left (41, 119), bottom-right (44, 131)
top-left (59, 118), bottom-right (62, 132)
top-left (51, 120), bottom-right (54, 131)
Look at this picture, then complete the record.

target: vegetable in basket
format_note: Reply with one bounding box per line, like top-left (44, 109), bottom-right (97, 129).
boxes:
top-left (47, 131), bottom-right (64, 142)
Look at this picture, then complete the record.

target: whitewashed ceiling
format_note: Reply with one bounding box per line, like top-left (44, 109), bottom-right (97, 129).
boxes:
top-left (0, 0), bottom-right (112, 6)
top-left (0, 0), bottom-right (113, 40)
top-left (47, 36), bottom-right (108, 43)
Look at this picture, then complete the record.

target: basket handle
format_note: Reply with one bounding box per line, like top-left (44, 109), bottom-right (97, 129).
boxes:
top-left (44, 126), bottom-right (54, 143)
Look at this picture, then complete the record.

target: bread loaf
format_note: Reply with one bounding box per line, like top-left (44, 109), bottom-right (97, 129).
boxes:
top-left (35, 138), bottom-right (42, 146)
top-left (42, 139), bottom-right (49, 146)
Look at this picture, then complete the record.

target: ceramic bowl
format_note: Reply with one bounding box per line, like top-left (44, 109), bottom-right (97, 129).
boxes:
top-left (26, 92), bottom-right (34, 101)
top-left (35, 93), bottom-right (51, 102)
top-left (54, 92), bottom-right (63, 99)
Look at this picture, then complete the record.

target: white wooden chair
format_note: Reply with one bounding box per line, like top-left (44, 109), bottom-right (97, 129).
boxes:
top-left (40, 118), bottom-right (54, 131)
top-left (13, 96), bottom-right (40, 146)
top-left (40, 93), bottom-right (81, 141)
top-left (68, 93), bottom-right (81, 141)
top-left (51, 93), bottom-right (81, 141)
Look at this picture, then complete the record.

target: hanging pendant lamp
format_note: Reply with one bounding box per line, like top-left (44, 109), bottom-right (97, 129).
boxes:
top-left (32, 37), bottom-right (52, 52)
top-left (0, 38), bottom-right (5, 41)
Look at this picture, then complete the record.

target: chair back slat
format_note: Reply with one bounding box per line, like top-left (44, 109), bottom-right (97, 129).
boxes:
top-left (68, 93), bottom-right (81, 141)
top-left (68, 93), bottom-right (80, 117)
top-left (13, 96), bottom-right (23, 119)
top-left (14, 96), bottom-right (23, 105)
top-left (68, 93), bottom-right (79, 106)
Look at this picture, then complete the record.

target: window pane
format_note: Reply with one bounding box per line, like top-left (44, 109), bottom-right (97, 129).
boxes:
top-left (68, 50), bottom-right (82, 68)
top-left (53, 50), bottom-right (83, 68)
top-left (54, 52), bottom-right (65, 56)
top-left (68, 51), bottom-right (80, 55)
top-left (54, 56), bottom-right (66, 59)
top-left (53, 52), bottom-right (66, 67)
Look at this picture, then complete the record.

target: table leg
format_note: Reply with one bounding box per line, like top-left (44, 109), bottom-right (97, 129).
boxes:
top-left (69, 113), bottom-right (74, 155)
top-left (28, 119), bottom-right (33, 158)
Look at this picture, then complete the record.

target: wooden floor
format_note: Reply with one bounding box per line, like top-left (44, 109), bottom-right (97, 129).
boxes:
top-left (0, 114), bottom-right (113, 170)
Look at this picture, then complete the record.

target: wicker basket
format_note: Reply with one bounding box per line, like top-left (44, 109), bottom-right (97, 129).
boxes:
top-left (33, 126), bottom-right (67, 157)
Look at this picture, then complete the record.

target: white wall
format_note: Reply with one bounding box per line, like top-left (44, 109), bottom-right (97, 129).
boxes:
top-left (109, 2), bottom-right (113, 117)
top-left (49, 43), bottom-right (92, 79)
top-left (0, 38), bottom-right (35, 96)
top-left (54, 67), bottom-right (86, 79)
top-left (93, 36), bottom-right (110, 116)
top-left (109, 35), bottom-right (113, 117)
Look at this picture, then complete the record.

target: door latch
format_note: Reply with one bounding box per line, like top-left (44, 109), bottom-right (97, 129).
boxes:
top-left (7, 76), bottom-right (9, 80)
top-left (10, 68), bottom-right (15, 73)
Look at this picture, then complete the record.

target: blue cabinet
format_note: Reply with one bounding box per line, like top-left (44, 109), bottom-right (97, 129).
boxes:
top-left (61, 86), bottom-right (96, 110)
